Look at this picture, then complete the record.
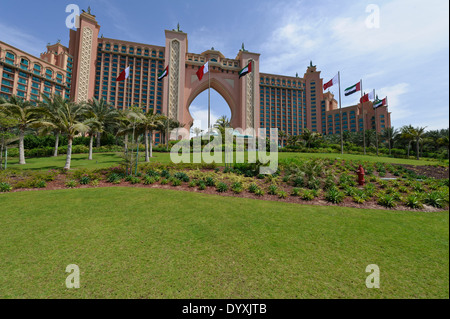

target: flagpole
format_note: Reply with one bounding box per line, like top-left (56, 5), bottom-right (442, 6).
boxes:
top-left (208, 63), bottom-right (211, 133)
top-left (338, 71), bottom-right (343, 155)
top-left (386, 96), bottom-right (391, 155)
top-left (374, 89), bottom-right (379, 156)
top-left (166, 51), bottom-right (171, 147)
top-left (361, 79), bottom-right (366, 155)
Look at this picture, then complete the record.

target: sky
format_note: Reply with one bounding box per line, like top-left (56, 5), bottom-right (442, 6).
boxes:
top-left (0, 0), bottom-right (448, 132)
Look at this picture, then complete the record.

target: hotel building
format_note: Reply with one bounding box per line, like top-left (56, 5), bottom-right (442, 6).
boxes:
top-left (0, 9), bottom-right (391, 144)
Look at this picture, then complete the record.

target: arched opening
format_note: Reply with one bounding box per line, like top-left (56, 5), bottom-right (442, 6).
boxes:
top-left (188, 88), bottom-right (232, 138)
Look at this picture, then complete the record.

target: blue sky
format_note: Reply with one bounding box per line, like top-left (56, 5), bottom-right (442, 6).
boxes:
top-left (0, 0), bottom-right (448, 132)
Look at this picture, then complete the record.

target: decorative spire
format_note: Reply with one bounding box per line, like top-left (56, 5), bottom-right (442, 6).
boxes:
top-left (240, 43), bottom-right (248, 52)
top-left (309, 60), bottom-right (316, 68)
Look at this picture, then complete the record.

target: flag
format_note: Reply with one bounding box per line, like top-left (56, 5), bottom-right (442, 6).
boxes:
top-left (344, 82), bottom-right (361, 96)
top-left (360, 91), bottom-right (375, 103)
top-left (239, 61), bottom-right (252, 79)
top-left (158, 66), bottom-right (169, 81)
top-left (116, 66), bottom-right (130, 82)
top-left (324, 74), bottom-right (338, 90)
top-left (374, 97), bottom-right (387, 108)
top-left (196, 62), bottom-right (209, 81)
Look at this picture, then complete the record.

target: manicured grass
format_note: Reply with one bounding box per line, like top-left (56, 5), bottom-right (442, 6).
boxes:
top-left (6, 150), bottom-right (444, 171)
top-left (0, 187), bottom-right (448, 298)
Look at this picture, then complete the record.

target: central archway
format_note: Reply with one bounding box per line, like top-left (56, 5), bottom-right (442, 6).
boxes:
top-left (185, 77), bottom-right (237, 130)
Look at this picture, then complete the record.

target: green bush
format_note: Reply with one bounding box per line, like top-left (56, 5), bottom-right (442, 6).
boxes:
top-left (248, 183), bottom-right (259, 194)
top-left (171, 179), bottom-right (182, 187)
top-left (404, 194), bottom-right (424, 209)
top-left (216, 182), bottom-right (229, 193)
top-left (198, 181), bottom-right (206, 190)
top-left (291, 188), bottom-right (301, 197)
top-left (325, 187), bottom-right (345, 204)
top-left (277, 191), bottom-right (288, 199)
top-left (79, 175), bottom-right (91, 185)
top-left (425, 192), bottom-right (446, 208)
top-left (302, 189), bottom-right (315, 201)
top-left (65, 180), bottom-right (78, 188)
top-left (161, 179), bottom-right (169, 185)
top-left (34, 180), bottom-right (47, 189)
top-left (378, 194), bottom-right (397, 208)
top-left (231, 182), bottom-right (243, 194)
top-left (0, 182), bottom-right (12, 192)
top-left (268, 185), bottom-right (278, 195)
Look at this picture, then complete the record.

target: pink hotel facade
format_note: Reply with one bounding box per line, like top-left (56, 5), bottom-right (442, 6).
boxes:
top-left (0, 11), bottom-right (390, 143)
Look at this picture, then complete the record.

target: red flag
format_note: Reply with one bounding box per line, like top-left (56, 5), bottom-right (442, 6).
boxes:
top-left (323, 74), bottom-right (338, 90)
top-left (196, 62), bottom-right (209, 81)
top-left (116, 67), bottom-right (130, 82)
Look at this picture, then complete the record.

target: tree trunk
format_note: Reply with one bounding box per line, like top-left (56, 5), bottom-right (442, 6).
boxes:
top-left (96, 132), bottom-right (101, 148)
top-left (53, 133), bottom-right (59, 157)
top-left (124, 134), bottom-right (128, 153)
top-left (416, 139), bottom-right (420, 160)
top-left (88, 134), bottom-right (94, 160)
top-left (0, 143), bottom-right (3, 170)
top-left (64, 137), bottom-right (73, 170)
top-left (150, 130), bottom-right (153, 159)
top-left (145, 129), bottom-right (150, 162)
top-left (19, 128), bottom-right (26, 165)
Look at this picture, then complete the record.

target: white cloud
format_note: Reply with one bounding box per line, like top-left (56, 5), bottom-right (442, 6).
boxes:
top-left (376, 83), bottom-right (410, 120)
top-left (189, 104), bottom-right (219, 132)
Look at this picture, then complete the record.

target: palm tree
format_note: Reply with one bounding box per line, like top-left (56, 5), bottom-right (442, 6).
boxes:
top-left (0, 95), bottom-right (45, 165)
top-left (87, 97), bottom-right (118, 147)
top-left (40, 101), bottom-right (89, 169)
top-left (400, 126), bottom-right (414, 158)
top-left (438, 135), bottom-right (449, 159)
top-left (39, 94), bottom-right (67, 157)
top-left (381, 127), bottom-right (399, 155)
top-left (409, 126), bottom-right (427, 160)
top-left (278, 130), bottom-right (287, 147)
top-left (83, 117), bottom-right (102, 160)
top-left (193, 127), bottom-right (203, 137)
top-left (301, 129), bottom-right (322, 149)
top-left (137, 110), bottom-right (164, 162)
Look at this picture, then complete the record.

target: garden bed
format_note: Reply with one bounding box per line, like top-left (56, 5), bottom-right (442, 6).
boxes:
top-left (1, 158), bottom-right (448, 213)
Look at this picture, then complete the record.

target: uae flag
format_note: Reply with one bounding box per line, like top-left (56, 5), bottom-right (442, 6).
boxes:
top-left (374, 97), bottom-right (387, 108)
top-left (158, 66), bottom-right (169, 81)
top-left (344, 82), bottom-right (361, 96)
top-left (196, 62), bottom-right (209, 81)
top-left (323, 74), bottom-right (338, 90)
top-left (239, 61), bottom-right (252, 79)
top-left (116, 66), bottom-right (130, 82)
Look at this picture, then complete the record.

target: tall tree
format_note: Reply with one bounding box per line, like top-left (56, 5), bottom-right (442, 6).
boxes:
top-left (87, 97), bottom-right (118, 147)
top-left (0, 95), bottom-right (44, 165)
top-left (136, 110), bottom-right (164, 162)
top-left (39, 94), bottom-right (67, 157)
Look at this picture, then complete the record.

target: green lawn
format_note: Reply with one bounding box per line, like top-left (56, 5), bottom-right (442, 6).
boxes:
top-left (0, 187), bottom-right (448, 298)
top-left (6, 151), bottom-right (444, 171)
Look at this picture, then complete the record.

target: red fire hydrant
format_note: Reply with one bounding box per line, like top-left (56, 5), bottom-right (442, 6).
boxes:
top-left (356, 165), bottom-right (365, 186)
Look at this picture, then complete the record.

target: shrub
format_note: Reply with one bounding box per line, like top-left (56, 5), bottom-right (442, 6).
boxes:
top-left (90, 179), bottom-right (100, 187)
top-left (248, 183), bottom-right (259, 194)
top-left (254, 188), bottom-right (265, 197)
top-left (343, 186), bottom-right (357, 197)
top-left (412, 183), bottom-right (424, 193)
top-left (291, 188), bottom-right (301, 197)
top-left (268, 184), bottom-right (278, 195)
top-left (352, 195), bottom-right (366, 204)
top-left (147, 169), bottom-right (160, 178)
top-left (79, 175), bottom-right (91, 185)
top-left (171, 179), bottom-right (182, 187)
top-left (398, 186), bottom-right (409, 194)
top-left (378, 194), bottom-right (397, 208)
top-left (198, 181), bottom-right (206, 190)
top-left (425, 192), bottom-right (446, 208)
top-left (174, 172), bottom-right (190, 182)
top-left (325, 188), bottom-right (345, 204)
top-left (278, 191), bottom-right (288, 199)
top-left (143, 176), bottom-right (156, 185)
top-left (307, 177), bottom-right (321, 190)
top-left (231, 182), bottom-right (243, 194)
top-left (404, 194), bottom-right (424, 209)
top-left (161, 179), bottom-right (169, 185)
top-left (65, 180), bottom-right (78, 188)
top-left (107, 173), bottom-right (122, 184)
top-left (292, 176), bottom-right (304, 187)
top-left (302, 189), bottom-right (315, 201)
top-left (205, 177), bottom-right (216, 187)
top-left (216, 182), bottom-right (229, 193)
top-left (188, 181), bottom-right (197, 188)
top-left (0, 182), bottom-right (12, 192)
top-left (34, 180), bottom-right (47, 189)
top-left (161, 170), bottom-right (171, 178)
